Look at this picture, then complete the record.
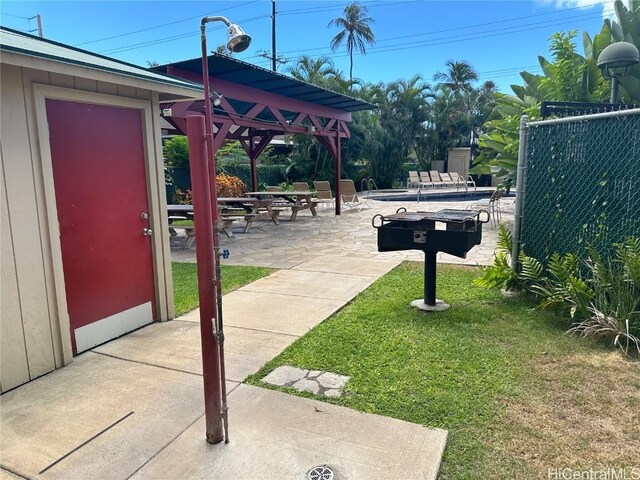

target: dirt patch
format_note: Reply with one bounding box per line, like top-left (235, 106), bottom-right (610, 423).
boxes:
top-left (490, 352), bottom-right (640, 478)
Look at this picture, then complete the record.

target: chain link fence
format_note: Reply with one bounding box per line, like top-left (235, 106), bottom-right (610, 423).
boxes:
top-left (520, 109), bottom-right (640, 261)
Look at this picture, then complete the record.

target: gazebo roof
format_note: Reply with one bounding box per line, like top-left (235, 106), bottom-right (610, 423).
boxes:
top-left (156, 53), bottom-right (373, 113)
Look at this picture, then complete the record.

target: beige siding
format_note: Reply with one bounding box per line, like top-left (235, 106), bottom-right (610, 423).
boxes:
top-left (0, 64), bottom-right (56, 387)
top-left (22, 68), bottom-right (70, 369)
top-left (0, 63), bottom-right (174, 392)
top-left (1, 151), bottom-right (31, 392)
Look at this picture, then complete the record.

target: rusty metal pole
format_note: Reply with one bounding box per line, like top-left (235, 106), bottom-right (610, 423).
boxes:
top-left (335, 133), bottom-right (341, 216)
top-left (186, 115), bottom-right (224, 444)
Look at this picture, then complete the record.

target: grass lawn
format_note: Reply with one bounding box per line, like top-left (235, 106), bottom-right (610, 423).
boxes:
top-left (172, 262), bottom-right (274, 316)
top-left (247, 262), bottom-right (640, 479)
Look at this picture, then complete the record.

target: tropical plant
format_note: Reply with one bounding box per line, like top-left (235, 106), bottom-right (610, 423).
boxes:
top-left (215, 174), bottom-right (246, 197)
top-left (163, 135), bottom-right (189, 167)
top-left (367, 75), bottom-right (433, 187)
top-left (475, 224), bottom-right (519, 290)
top-left (286, 56), bottom-right (339, 85)
top-left (511, 237), bottom-right (640, 357)
top-left (433, 60), bottom-right (478, 92)
top-left (470, 94), bottom-right (540, 184)
top-left (473, 1), bottom-right (640, 185)
top-left (328, 2), bottom-right (375, 84)
top-left (583, 0), bottom-right (640, 102)
top-left (173, 187), bottom-right (192, 205)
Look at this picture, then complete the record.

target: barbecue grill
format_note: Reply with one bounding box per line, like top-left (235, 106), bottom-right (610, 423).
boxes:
top-left (373, 208), bottom-right (489, 311)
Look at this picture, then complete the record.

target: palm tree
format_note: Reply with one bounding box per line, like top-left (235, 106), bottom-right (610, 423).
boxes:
top-left (286, 56), bottom-right (339, 85)
top-left (328, 2), bottom-right (375, 86)
top-left (433, 60), bottom-right (478, 92)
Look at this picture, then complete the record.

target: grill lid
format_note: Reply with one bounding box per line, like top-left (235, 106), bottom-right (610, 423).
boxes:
top-left (380, 209), bottom-right (484, 223)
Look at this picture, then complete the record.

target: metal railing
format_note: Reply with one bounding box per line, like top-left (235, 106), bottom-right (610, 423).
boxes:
top-left (360, 178), bottom-right (379, 195)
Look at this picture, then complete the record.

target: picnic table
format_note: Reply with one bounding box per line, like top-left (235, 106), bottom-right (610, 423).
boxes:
top-left (217, 196), bottom-right (280, 231)
top-left (244, 191), bottom-right (318, 221)
top-left (167, 197), bottom-right (280, 244)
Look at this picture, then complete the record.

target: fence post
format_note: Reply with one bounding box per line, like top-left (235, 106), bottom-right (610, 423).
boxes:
top-left (511, 115), bottom-right (529, 270)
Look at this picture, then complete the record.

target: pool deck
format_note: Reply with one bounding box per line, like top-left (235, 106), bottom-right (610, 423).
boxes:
top-left (172, 193), bottom-right (513, 269)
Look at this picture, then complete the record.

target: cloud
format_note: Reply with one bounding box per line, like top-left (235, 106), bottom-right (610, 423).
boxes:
top-left (535, 0), bottom-right (624, 20)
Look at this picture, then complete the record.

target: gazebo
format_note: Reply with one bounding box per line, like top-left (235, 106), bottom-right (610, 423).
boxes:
top-left (155, 53), bottom-right (373, 215)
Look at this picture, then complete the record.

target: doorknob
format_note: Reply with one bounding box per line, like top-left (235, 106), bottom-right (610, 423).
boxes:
top-left (143, 228), bottom-right (153, 236)
top-left (141, 212), bottom-right (149, 220)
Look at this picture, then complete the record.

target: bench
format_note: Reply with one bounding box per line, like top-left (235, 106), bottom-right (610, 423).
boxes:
top-left (220, 209), bottom-right (281, 233)
top-left (176, 218), bottom-right (237, 249)
top-left (168, 215), bottom-right (188, 236)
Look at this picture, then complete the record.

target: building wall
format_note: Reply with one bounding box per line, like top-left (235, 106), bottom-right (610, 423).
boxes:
top-left (0, 63), bottom-right (174, 393)
top-left (447, 148), bottom-right (471, 177)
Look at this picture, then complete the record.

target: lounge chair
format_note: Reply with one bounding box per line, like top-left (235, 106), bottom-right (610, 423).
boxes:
top-left (419, 171), bottom-right (434, 188)
top-left (440, 172), bottom-right (456, 188)
top-left (428, 171), bottom-right (445, 188)
top-left (313, 180), bottom-right (334, 209)
top-left (450, 172), bottom-right (476, 192)
top-left (339, 179), bottom-right (370, 211)
top-left (407, 171), bottom-right (421, 188)
top-left (292, 181), bottom-right (310, 191)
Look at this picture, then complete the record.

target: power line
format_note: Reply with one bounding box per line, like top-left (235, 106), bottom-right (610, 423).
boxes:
top-left (75, 0), bottom-right (258, 46)
top-left (249, 1), bottom-right (609, 61)
top-left (1, 12), bottom-right (31, 19)
top-left (278, 0), bottom-right (421, 16)
top-left (87, 0), bottom-right (609, 64)
top-left (99, 14), bottom-right (269, 55)
top-left (290, 9), bottom-right (612, 63)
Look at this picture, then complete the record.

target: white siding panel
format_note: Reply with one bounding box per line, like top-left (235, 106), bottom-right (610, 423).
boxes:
top-left (1, 152), bottom-right (30, 392)
top-left (0, 65), bottom-right (56, 379)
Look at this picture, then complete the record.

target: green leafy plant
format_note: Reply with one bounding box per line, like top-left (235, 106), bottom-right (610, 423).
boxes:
top-left (566, 239), bottom-right (640, 356)
top-left (173, 188), bottom-right (192, 205)
top-left (517, 238), bottom-right (640, 357)
top-left (475, 224), bottom-right (519, 290)
top-left (163, 136), bottom-right (189, 168)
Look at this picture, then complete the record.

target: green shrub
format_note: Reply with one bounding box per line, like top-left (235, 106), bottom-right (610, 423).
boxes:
top-left (478, 227), bottom-right (640, 356)
top-left (475, 224), bottom-right (519, 290)
top-left (163, 136), bottom-right (189, 167)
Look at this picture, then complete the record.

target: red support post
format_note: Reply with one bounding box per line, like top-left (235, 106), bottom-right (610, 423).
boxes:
top-left (249, 131), bottom-right (258, 192)
top-left (186, 115), bottom-right (224, 444)
top-left (335, 133), bottom-right (341, 216)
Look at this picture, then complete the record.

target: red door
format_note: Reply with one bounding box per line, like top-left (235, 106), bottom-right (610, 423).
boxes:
top-left (47, 99), bottom-right (156, 354)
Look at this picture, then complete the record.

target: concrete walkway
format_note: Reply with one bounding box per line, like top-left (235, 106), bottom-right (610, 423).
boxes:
top-left (1, 254), bottom-right (448, 479)
top-left (1, 195), bottom-right (511, 479)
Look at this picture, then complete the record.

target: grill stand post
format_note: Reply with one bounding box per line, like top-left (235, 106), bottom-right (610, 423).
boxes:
top-left (410, 251), bottom-right (450, 312)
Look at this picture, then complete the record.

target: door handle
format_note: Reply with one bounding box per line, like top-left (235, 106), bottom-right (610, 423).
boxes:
top-left (143, 228), bottom-right (153, 236)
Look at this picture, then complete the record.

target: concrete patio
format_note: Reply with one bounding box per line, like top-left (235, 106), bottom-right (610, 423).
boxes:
top-left (1, 196), bottom-right (508, 479)
top-left (171, 196), bottom-right (512, 268)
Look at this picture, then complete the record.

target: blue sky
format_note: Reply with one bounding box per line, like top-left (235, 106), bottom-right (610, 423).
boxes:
top-left (1, 0), bottom-right (615, 93)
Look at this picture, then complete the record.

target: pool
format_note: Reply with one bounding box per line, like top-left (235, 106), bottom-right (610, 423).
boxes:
top-left (363, 190), bottom-right (514, 202)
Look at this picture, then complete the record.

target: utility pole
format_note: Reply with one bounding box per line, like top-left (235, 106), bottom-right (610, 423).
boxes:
top-left (28, 14), bottom-right (43, 37)
top-left (271, 0), bottom-right (276, 71)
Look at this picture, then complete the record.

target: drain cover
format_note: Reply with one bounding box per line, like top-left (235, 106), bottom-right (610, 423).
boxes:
top-left (307, 465), bottom-right (334, 480)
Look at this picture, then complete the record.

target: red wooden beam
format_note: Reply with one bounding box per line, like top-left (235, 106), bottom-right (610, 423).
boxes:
top-left (166, 66), bottom-right (352, 122)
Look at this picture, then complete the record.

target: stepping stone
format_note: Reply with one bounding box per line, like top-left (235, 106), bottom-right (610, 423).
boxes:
top-left (262, 366), bottom-right (308, 387)
top-left (262, 365), bottom-right (350, 398)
